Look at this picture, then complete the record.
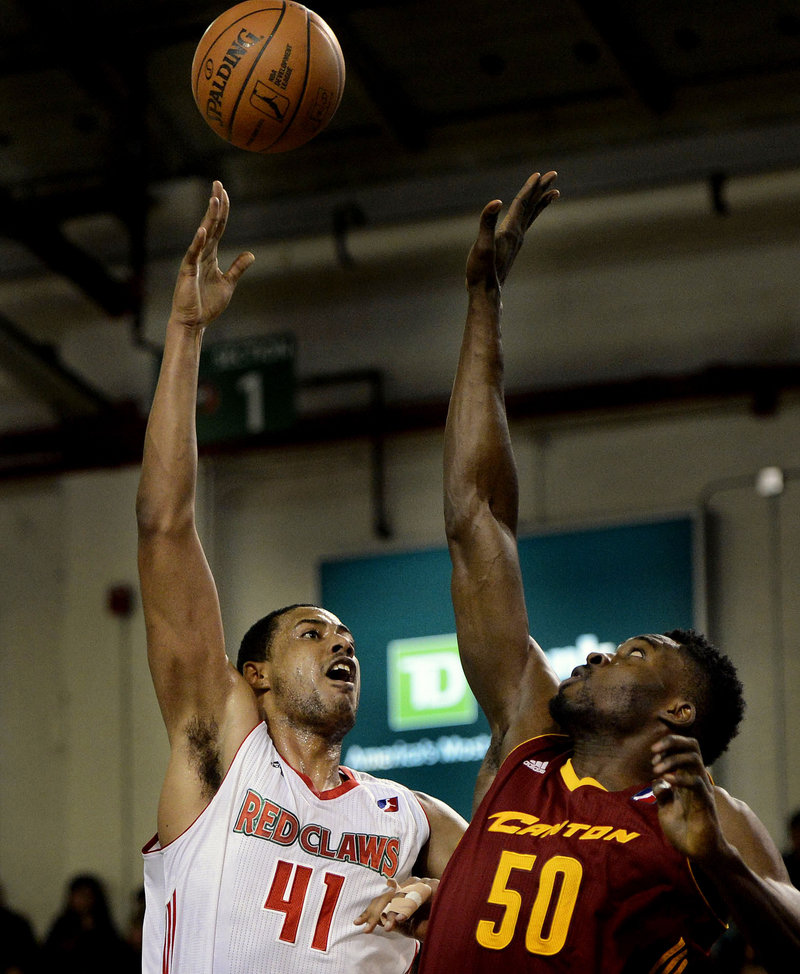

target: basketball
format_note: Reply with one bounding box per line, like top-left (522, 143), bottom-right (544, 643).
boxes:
top-left (191, 1), bottom-right (345, 153)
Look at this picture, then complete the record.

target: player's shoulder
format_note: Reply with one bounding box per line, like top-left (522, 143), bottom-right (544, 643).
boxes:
top-left (713, 784), bottom-right (789, 880)
top-left (342, 766), bottom-right (423, 808)
top-left (411, 789), bottom-right (469, 828)
top-left (344, 765), bottom-right (414, 790)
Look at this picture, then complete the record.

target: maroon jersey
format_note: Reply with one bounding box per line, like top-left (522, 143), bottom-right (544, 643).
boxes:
top-left (419, 735), bottom-right (725, 974)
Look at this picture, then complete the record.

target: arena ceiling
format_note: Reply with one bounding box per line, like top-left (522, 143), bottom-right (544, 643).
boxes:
top-left (1, 0), bottom-right (800, 475)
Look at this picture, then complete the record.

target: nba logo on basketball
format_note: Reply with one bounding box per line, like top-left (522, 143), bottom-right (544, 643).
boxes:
top-left (251, 81), bottom-right (289, 123)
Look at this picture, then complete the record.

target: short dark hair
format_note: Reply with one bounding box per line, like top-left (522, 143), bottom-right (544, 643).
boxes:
top-left (662, 628), bottom-right (745, 766)
top-left (236, 603), bottom-right (321, 672)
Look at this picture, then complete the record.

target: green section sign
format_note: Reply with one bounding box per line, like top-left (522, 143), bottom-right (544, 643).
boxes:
top-left (196, 333), bottom-right (296, 445)
top-left (388, 634), bottom-right (478, 731)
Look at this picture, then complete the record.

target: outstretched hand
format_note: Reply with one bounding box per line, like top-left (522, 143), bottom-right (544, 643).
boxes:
top-left (651, 733), bottom-right (726, 863)
top-left (171, 180), bottom-right (255, 330)
top-left (466, 170), bottom-right (559, 292)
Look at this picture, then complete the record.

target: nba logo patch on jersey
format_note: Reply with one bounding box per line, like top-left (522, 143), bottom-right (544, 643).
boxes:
top-left (378, 796), bottom-right (399, 812)
top-left (632, 786), bottom-right (657, 805)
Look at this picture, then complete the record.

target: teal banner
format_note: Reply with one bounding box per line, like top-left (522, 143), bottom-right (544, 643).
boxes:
top-left (321, 517), bottom-right (695, 819)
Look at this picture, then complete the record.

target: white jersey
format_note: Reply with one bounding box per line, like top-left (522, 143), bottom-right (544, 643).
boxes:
top-left (142, 722), bottom-right (430, 974)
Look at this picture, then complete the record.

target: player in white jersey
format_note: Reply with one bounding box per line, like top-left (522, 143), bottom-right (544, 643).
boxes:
top-left (136, 183), bottom-right (468, 974)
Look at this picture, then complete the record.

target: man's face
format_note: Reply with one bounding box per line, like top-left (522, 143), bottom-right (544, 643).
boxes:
top-left (549, 634), bottom-right (686, 736)
top-left (265, 606), bottom-right (360, 740)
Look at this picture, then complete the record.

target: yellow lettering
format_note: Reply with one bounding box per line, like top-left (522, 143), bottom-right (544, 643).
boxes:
top-left (487, 811), bottom-right (538, 834)
top-left (562, 823), bottom-right (591, 837)
top-left (605, 828), bottom-right (640, 843)
top-left (580, 825), bottom-right (612, 840)
top-left (518, 822), bottom-right (556, 837)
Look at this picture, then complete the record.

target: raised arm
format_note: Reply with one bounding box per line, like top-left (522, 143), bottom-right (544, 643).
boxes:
top-left (444, 173), bottom-right (561, 794)
top-left (136, 182), bottom-right (257, 843)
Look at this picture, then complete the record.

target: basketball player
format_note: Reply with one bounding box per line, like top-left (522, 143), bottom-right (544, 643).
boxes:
top-left (380, 171), bottom-right (800, 972)
top-left (136, 182), bottom-right (467, 974)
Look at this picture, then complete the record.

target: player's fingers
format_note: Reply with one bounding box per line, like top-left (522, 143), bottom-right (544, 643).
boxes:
top-left (354, 881), bottom-right (399, 931)
top-left (183, 226), bottom-right (208, 267)
top-left (225, 251), bottom-right (256, 286)
top-left (652, 778), bottom-right (674, 805)
top-left (380, 911), bottom-right (404, 932)
top-left (478, 200), bottom-right (503, 239)
top-left (652, 743), bottom-right (704, 775)
top-left (379, 880), bottom-right (433, 923)
top-left (353, 912), bottom-right (381, 933)
top-left (466, 201), bottom-right (502, 285)
top-left (659, 768), bottom-right (708, 791)
top-left (530, 188), bottom-right (560, 222)
top-left (206, 181), bottom-right (229, 239)
top-left (652, 734), bottom-right (702, 765)
top-left (539, 170), bottom-right (558, 191)
top-left (505, 171), bottom-right (553, 224)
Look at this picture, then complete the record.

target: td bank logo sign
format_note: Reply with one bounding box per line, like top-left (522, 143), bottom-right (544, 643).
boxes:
top-left (387, 634), bottom-right (478, 731)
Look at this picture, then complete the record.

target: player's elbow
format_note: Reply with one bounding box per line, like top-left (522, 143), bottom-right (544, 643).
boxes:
top-left (136, 488), bottom-right (195, 540)
top-left (444, 484), bottom-right (484, 544)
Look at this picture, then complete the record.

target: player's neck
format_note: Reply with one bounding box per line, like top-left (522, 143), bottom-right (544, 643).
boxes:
top-left (569, 734), bottom-right (654, 792)
top-left (268, 720), bottom-right (345, 793)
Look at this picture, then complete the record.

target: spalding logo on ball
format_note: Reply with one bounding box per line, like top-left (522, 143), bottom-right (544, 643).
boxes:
top-left (191, 0), bottom-right (345, 153)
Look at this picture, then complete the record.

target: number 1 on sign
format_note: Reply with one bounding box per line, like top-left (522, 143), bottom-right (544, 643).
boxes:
top-left (235, 370), bottom-right (265, 434)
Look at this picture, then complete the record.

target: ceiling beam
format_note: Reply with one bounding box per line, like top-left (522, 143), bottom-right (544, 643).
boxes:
top-left (0, 192), bottom-right (137, 317)
top-left (0, 313), bottom-right (112, 419)
top-left (0, 361), bottom-right (796, 479)
top-left (574, 0), bottom-right (675, 113)
top-left (313, 4), bottom-right (430, 150)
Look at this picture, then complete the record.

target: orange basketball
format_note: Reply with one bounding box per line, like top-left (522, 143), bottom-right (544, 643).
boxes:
top-left (191, 1), bottom-right (345, 153)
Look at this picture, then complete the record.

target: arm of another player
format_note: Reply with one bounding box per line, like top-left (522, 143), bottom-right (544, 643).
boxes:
top-left (445, 173), bottom-right (561, 772)
top-left (136, 182), bottom-right (258, 839)
top-left (652, 733), bottom-right (800, 971)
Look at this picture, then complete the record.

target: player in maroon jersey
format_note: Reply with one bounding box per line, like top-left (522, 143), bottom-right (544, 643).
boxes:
top-left (369, 171), bottom-right (800, 972)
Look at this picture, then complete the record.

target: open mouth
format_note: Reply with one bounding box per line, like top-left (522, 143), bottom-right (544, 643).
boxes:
top-left (326, 659), bottom-right (356, 684)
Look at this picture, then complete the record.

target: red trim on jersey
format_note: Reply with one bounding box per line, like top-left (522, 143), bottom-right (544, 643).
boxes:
top-left (162, 889), bottom-right (176, 974)
top-left (285, 760), bottom-right (360, 800)
top-left (141, 833), bottom-right (161, 855)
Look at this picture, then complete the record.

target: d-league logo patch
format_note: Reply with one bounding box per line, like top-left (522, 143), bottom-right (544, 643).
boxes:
top-left (378, 796), bottom-right (399, 813)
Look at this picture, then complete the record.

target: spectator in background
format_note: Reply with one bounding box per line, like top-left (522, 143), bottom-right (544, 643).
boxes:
top-left (43, 874), bottom-right (128, 974)
top-left (124, 886), bottom-right (145, 970)
top-left (784, 808), bottom-right (800, 889)
top-left (0, 882), bottom-right (40, 974)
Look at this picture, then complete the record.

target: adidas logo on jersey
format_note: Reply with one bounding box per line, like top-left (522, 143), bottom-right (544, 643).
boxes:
top-left (524, 759), bottom-right (549, 774)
